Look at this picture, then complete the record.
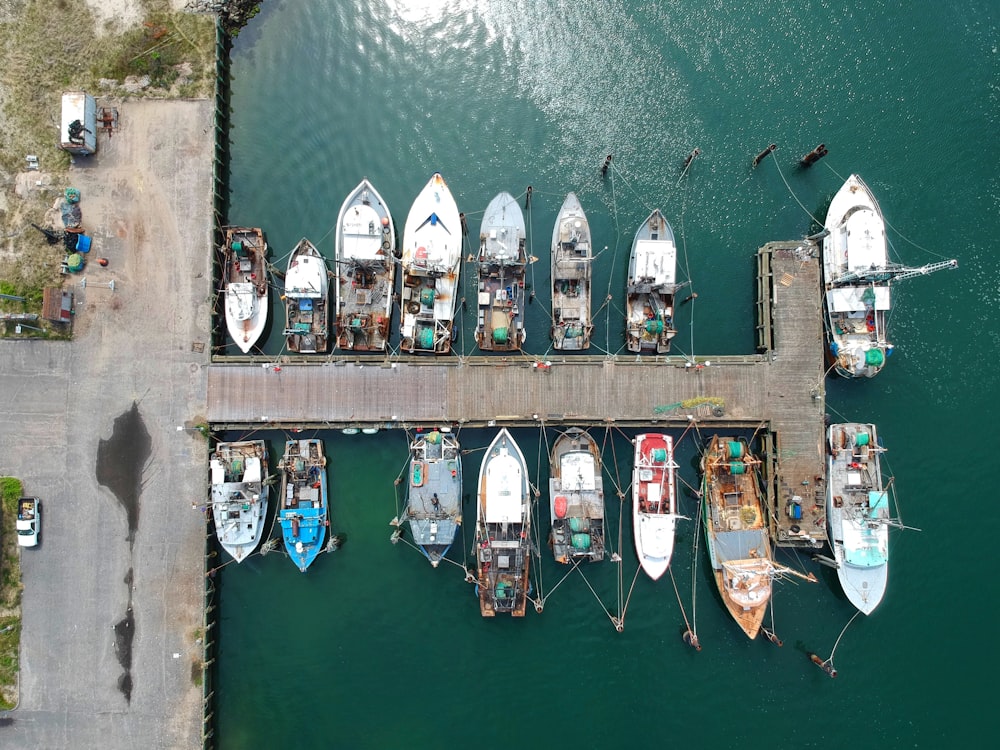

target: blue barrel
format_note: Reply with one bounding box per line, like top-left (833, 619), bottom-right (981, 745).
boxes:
top-left (75, 234), bottom-right (92, 253)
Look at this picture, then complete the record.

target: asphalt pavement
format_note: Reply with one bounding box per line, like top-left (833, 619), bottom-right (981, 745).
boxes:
top-left (0, 99), bottom-right (213, 749)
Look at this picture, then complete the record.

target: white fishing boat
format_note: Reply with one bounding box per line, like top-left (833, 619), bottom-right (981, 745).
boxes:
top-left (626, 209), bottom-right (687, 353)
top-left (335, 178), bottom-right (396, 352)
top-left (284, 238), bottom-right (330, 353)
top-left (399, 173), bottom-right (462, 354)
top-left (822, 174), bottom-right (957, 377)
top-left (222, 227), bottom-right (269, 353)
top-left (550, 192), bottom-right (593, 350)
top-left (209, 440), bottom-right (269, 562)
top-left (632, 433), bottom-right (678, 580)
top-left (549, 428), bottom-right (605, 564)
top-left (826, 423), bottom-right (890, 614)
top-left (475, 428), bottom-right (531, 617)
top-left (476, 192), bottom-right (527, 351)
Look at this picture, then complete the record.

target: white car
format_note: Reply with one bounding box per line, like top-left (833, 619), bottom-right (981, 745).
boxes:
top-left (16, 497), bottom-right (40, 547)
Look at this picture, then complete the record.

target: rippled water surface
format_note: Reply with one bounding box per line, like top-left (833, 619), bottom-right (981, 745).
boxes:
top-left (217, 1), bottom-right (997, 746)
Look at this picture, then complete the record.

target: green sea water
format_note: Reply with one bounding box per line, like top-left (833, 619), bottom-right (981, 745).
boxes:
top-left (216, 1), bottom-right (998, 746)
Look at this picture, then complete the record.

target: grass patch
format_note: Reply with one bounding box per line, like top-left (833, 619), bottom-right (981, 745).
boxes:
top-left (0, 615), bottom-right (20, 710)
top-left (0, 477), bottom-right (23, 709)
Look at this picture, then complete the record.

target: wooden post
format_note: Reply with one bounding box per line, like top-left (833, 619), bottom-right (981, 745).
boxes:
top-left (800, 143), bottom-right (828, 167)
top-left (752, 143), bottom-right (777, 168)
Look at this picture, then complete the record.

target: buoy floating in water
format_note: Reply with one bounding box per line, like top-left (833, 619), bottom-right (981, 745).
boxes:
top-left (752, 143), bottom-right (777, 168)
top-left (682, 147), bottom-right (700, 171)
top-left (601, 154), bottom-right (613, 177)
top-left (809, 653), bottom-right (837, 678)
top-left (800, 143), bottom-right (828, 167)
top-left (683, 629), bottom-right (702, 651)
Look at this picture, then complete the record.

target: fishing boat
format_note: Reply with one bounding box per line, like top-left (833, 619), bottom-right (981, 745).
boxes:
top-left (701, 436), bottom-right (815, 638)
top-left (550, 192), bottom-right (593, 350)
top-left (283, 238), bottom-right (330, 354)
top-left (209, 440), bottom-right (269, 563)
top-left (626, 209), bottom-right (687, 353)
top-left (278, 438), bottom-right (329, 572)
top-left (549, 428), bottom-right (605, 564)
top-left (475, 192), bottom-right (527, 351)
top-left (399, 173), bottom-right (462, 354)
top-left (826, 423), bottom-right (890, 614)
top-left (222, 226), bottom-right (269, 353)
top-left (475, 428), bottom-right (531, 616)
top-left (822, 174), bottom-right (957, 377)
top-left (401, 429), bottom-right (463, 567)
top-left (701, 436), bottom-right (771, 638)
top-left (632, 433), bottom-right (678, 580)
top-left (335, 178), bottom-right (396, 352)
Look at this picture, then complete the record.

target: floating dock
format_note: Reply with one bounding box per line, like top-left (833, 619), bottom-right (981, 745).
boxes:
top-left (208, 241), bottom-right (826, 548)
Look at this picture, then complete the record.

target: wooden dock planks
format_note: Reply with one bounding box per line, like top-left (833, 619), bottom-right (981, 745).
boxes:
top-left (207, 241), bottom-right (827, 549)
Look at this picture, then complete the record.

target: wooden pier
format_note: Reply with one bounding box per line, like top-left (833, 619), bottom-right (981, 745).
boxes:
top-left (207, 241), bottom-right (827, 548)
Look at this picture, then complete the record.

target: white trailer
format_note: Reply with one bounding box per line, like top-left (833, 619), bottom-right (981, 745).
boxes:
top-left (59, 91), bottom-right (98, 156)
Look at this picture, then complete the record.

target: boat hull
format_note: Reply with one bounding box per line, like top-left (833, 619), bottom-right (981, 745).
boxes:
top-left (632, 433), bottom-right (677, 579)
top-left (626, 209), bottom-right (684, 354)
top-left (404, 430), bottom-right (463, 567)
top-left (475, 429), bottom-right (531, 616)
top-left (551, 192), bottom-right (592, 350)
top-left (701, 436), bottom-right (772, 639)
top-left (400, 173), bottom-right (461, 354)
top-left (222, 227), bottom-right (269, 353)
top-left (278, 439), bottom-right (329, 572)
top-left (335, 178), bottom-right (396, 352)
top-left (210, 440), bottom-right (269, 563)
top-left (822, 175), bottom-right (890, 378)
top-left (284, 238), bottom-right (330, 354)
top-left (549, 428), bottom-right (605, 564)
top-left (826, 423), bottom-right (889, 614)
top-left (476, 192), bottom-right (527, 352)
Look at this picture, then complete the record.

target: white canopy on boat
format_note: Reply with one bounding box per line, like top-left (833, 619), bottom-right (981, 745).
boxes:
top-left (484, 453), bottom-right (524, 523)
top-left (845, 209), bottom-right (886, 272)
top-left (827, 285), bottom-right (891, 313)
top-left (634, 239), bottom-right (676, 284)
top-left (341, 202), bottom-right (385, 261)
top-left (561, 452), bottom-right (596, 492)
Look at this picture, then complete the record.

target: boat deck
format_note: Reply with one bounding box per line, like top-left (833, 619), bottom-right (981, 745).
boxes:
top-left (207, 241), bottom-right (827, 548)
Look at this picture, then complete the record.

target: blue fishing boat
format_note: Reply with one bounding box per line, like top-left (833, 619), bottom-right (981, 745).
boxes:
top-left (278, 438), bottom-right (329, 572)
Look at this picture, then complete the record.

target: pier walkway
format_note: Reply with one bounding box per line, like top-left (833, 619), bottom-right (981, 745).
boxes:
top-left (207, 241), bottom-right (827, 547)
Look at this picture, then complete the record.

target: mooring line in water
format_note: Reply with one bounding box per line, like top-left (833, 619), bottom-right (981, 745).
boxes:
top-left (771, 154), bottom-right (823, 226)
top-left (669, 565), bottom-right (699, 650)
top-left (677, 163), bottom-right (697, 359)
top-left (619, 564), bottom-right (643, 632)
top-left (573, 562), bottom-right (620, 631)
top-left (608, 158), bottom-right (654, 218)
top-left (810, 609), bottom-right (861, 678)
top-left (688, 461), bottom-right (704, 646)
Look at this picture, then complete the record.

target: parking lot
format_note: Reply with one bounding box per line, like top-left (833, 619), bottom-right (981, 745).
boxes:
top-left (0, 99), bottom-right (213, 749)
